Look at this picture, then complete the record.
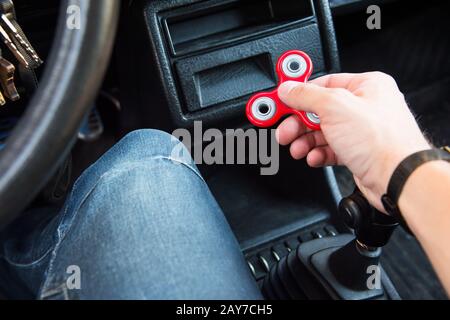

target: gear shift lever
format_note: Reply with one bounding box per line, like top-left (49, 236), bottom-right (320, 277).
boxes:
top-left (262, 188), bottom-right (400, 300)
top-left (328, 188), bottom-right (398, 292)
top-left (339, 188), bottom-right (398, 248)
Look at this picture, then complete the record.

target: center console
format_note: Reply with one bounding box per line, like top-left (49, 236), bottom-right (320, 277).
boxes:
top-left (122, 0), bottom-right (402, 300)
top-left (139, 0), bottom-right (339, 128)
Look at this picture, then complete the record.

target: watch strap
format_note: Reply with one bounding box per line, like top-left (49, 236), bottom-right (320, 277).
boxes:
top-left (382, 147), bottom-right (450, 231)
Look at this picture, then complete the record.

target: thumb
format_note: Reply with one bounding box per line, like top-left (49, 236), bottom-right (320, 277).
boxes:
top-left (278, 81), bottom-right (337, 116)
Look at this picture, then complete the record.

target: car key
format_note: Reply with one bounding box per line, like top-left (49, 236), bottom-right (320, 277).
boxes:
top-left (0, 23), bottom-right (28, 67)
top-left (0, 87), bottom-right (5, 106)
top-left (0, 0), bottom-right (42, 69)
top-left (246, 50), bottom-right (321, 131)
top-left (0, 56), bottom-right (19, 101)
top-left (1, 14), bottom-right (42, 68)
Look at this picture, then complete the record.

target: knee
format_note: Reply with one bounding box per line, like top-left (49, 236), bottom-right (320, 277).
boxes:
top-left (92, 129), bottom-right (195, 174)
top-left (80, 128), bottom-right (205, 220)
top-left (116, 129), bottom-right (182, 160)
top-left (119, 129), bottom-right (173, 148)
top-left (75, 160), bottom-right (207, 235)
top-left (68, 129), bottom-right (199, 219)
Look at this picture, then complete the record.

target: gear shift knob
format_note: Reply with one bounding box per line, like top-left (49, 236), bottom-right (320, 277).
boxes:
top-left (339, 188), bottom-right (399, 248)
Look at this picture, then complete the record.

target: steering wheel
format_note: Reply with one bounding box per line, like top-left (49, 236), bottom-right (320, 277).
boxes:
top-left (0, 0), bottom-right (120, 229)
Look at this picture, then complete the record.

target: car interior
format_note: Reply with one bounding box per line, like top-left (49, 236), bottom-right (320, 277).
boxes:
top-left (0, 0), bottom-right (449, 300)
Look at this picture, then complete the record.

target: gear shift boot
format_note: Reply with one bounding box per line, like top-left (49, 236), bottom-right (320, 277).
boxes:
top-left (262, 188), bottom-right (402, 300)
top-left (309, 237), bottom-right (384, 300)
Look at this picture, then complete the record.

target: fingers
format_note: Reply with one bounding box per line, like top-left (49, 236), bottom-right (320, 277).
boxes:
top-left (290, 131), bottom-right (328, 160)
top-left (276, 114), bottom-right (338, 167)
top-left (276, 115), bottom-right (332, 164)
top-left (306, 146), bottom-right (339, 168)
top-left (276, 116), bottom-right (308, 146)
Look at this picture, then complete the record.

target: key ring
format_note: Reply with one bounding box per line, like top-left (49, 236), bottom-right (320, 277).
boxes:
top-left (246, 50), bottom-right (320, 131)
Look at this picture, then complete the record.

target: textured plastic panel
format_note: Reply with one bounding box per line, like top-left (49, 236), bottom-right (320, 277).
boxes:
top-left (164, 0), bottom-right (315, 56)
top-left (176, 24), bottom-right (325, 113)
top-left (192, 54), bottom-right (275, 110)
top-left (142, 0), bottom-right (340, 128)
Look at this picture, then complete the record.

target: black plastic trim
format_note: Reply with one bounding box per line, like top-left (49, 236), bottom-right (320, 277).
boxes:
top-left (142, 0), bottom-right (340, 128)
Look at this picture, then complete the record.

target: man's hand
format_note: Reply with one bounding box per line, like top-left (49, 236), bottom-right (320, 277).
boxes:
top-left (276, 72), bottom-right (430, 210)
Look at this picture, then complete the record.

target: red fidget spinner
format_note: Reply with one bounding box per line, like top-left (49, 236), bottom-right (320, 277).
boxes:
top-left (246, 50), bottom-right (321, 131)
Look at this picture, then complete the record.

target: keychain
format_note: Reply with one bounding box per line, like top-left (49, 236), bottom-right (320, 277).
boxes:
top-left (246, 50), bottom-right (320, 131)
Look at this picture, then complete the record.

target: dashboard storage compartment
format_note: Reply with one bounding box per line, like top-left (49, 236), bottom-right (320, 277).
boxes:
top-left (141, 0), bottom-right (340, 128)
top-left (189, 54), bottom-right (276, 111)
top-left (164, 0), bottom-right (315, 56)
top-left (176, 25), bottom-right (326, 113)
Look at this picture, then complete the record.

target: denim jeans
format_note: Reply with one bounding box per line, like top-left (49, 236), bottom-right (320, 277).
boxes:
top-left (0, 130), bottom-right (263, 300)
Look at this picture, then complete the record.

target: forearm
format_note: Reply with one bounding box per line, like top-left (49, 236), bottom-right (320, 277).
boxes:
top-left (399, 160), bottom-right (450, 294)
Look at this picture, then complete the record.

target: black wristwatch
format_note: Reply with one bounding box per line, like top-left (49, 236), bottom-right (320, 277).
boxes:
top-left (381, 147), bottom-right (450, 232)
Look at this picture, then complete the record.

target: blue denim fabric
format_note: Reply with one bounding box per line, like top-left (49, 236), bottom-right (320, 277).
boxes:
top-left (0, 130), bottom-right (262, 300)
